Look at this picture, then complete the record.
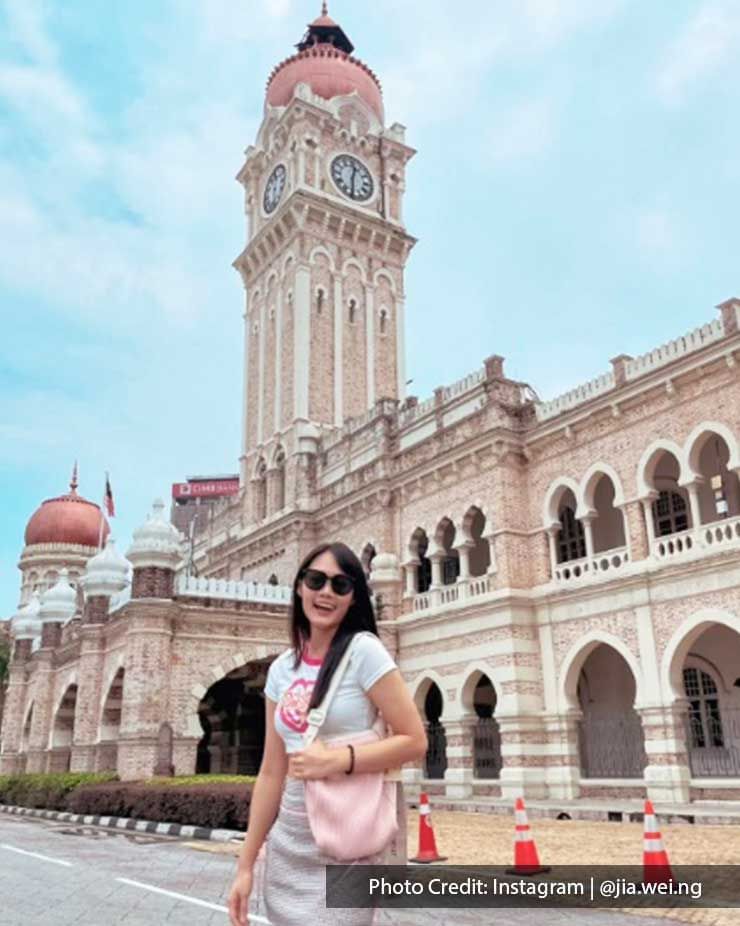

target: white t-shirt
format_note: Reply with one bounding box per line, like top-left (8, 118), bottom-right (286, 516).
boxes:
top-left (264, 631), bottom-right (397, 754)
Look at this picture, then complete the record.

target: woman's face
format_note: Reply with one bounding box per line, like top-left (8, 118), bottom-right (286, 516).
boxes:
top-left (298, 550), bottom-right (355, 635)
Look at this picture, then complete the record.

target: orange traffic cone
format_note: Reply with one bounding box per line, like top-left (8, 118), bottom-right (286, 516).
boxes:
top-left (410, 793), bottom-right (447, 863)
top-left (506, 797), bottom-right (550, 875)
top-left (643, 800), bottom-right (673, 883)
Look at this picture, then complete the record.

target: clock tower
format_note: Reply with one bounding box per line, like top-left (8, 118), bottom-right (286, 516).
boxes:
top-left (234, 5), bottom-right (416, 519)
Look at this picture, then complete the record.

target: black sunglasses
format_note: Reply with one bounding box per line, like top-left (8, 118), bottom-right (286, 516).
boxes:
top-left (301, 568), bottom-right (354, 596)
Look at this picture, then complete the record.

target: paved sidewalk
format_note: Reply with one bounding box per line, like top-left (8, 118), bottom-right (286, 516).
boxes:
top-left (0, 813), bottom-right (676, 926)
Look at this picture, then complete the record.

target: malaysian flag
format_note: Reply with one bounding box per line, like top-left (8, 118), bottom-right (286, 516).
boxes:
top-left (104, 473), bottom-right (115, 517)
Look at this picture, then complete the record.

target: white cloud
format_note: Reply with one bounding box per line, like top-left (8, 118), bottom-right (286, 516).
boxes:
top-left (656, 1), bottom-right (740, 104)
top-left (635, 208), bottom-right (681, 257)
top-left (1, 0), bottom-right (56, 65)
top-left (485, 96), bottom-right (558, 164)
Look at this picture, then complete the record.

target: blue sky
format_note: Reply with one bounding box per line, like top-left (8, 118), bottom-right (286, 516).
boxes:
top-left (1, 0), bottom-right (738, 617)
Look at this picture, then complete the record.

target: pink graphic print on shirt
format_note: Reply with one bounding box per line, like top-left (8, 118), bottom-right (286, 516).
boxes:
top-left (279, 677), bottom-right (315, 733)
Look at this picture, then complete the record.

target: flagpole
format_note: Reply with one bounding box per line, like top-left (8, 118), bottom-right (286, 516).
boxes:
top-left (98, 471), bottom-right (109, 552)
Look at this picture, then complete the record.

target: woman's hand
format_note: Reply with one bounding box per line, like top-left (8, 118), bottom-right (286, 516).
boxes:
top-left (228, 867), bottom-right (253, 926)
top-left (288, 740), bottom-right (348, 780)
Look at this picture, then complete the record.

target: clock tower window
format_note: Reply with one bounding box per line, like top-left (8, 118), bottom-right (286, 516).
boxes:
top-left (316, 288), bottom-right (325, 316)
top-left (348, 298), bottom-right (357, 325)
top-left (379, 307), bottom-right (388, 336)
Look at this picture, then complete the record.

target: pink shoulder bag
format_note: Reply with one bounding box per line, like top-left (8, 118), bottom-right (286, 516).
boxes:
top-left (302, 634), bottom-right (399, 862)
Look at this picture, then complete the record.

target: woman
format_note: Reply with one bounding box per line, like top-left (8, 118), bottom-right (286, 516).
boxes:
top-left (228, 542), bottom-right (428, 926)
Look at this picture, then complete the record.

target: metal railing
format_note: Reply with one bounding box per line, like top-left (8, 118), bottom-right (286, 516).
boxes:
top-left (473, 717), bottom-right (502, 779)
top-left (424, 722), bottom-right (447, 779)
top-left (578, 711), bottom-right (648, 779)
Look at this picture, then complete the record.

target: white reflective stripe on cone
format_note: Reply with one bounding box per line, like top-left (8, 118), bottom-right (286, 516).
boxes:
top-left (644, 839), bottom-right (666, 853)
top-left (644, 814), bottom-right (657, 830)
top-left (419, 804), bottom-right (430, 815)
top-left (516, 830), bottom-right (533, 842)
top-left (515, 810), bottom-right (528, 825)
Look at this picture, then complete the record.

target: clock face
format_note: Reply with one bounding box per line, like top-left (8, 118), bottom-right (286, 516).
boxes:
top-left (263, 164), bottom-right (286, 214)
top-left (331, 155), bottom-right (374, 202)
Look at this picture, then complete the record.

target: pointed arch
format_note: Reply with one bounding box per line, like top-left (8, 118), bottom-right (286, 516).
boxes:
top-left (660, 609), bottom-right (740, 701)
top-left (559, 631), bottom-right (644, 711)
top-left (543, 476), bottom-right (583, 527)
top-left (636, 438), bottom-right (688, 498)
top-left (685, 421), bottom-right (740, 476)
top-left (581, 462), bottom-right (626, 511)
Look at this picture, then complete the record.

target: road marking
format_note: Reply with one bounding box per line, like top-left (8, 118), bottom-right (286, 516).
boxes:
top-left (0, 844), bottom-right (73, 867)
top-left (115, 878), bottom-right (229, 913)
top-left (115, 880), bottom-right (272, 924)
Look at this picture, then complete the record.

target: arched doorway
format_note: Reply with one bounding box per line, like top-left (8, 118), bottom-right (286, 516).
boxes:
top-left (50, 684), bottom-right (78, 773)
top-left (472, 675), bottom-right (501, 779)
top-left (576, 645), bottom-right (647, 778)
top-left (680, 624), bottom-right (740, 777)
top-left (97, 668), bottom-right (124, 772)
top-left (196, 658), bottom-right (272, 775)
top-left (422, 683), bottom-right (447, 779)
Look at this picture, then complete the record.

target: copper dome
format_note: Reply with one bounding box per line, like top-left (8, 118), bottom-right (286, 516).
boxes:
top-left (24, 467), bottom-right (109, 549)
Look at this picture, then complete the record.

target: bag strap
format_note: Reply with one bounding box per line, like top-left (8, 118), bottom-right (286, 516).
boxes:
top-left (303, 634), bottom-right (360, 747)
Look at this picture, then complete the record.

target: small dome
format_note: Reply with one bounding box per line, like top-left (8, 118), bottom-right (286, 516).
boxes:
top-left (81, 538), bottom-right (131, 598)
top-left (266, 8), bottom-right (383, 121)
top-left (12, 593), bottom-right (41, 641)
top-left (24, 466), bottom-right (109, 549)
top-left (127, 499), bottom-right (183, 570)
top-left (38, 569), bottom-right (77, 624)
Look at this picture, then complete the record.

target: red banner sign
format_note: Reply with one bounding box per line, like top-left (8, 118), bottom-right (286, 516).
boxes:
top-left (172, 479), bottom-right (240, 500)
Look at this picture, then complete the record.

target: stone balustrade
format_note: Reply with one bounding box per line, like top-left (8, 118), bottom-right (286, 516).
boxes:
top-left (174, 574), bottom-right (291, 604)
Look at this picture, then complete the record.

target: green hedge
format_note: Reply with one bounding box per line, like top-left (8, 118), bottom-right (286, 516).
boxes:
top-left (0, 773), bottom-right (118, 811)
top-left (66, 779), bottom-right (253, 829)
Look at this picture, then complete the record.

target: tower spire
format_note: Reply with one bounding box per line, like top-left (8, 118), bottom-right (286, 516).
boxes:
top-left (69, 461), bottom-right (79, 494)
top-left (321, 2), bottom-right (328, 14)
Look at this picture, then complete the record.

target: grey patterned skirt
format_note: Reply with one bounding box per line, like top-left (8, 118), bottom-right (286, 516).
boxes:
top-left (249, 778), bottom-right (405, 926)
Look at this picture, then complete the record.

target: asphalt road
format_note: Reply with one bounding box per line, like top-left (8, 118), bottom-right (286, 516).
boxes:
top-left (0, 814), bottom-right (672, 926)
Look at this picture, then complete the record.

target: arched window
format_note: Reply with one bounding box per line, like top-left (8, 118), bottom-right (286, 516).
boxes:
top-left (684, 667), bottom-right (724, 748)
top-left (255, 459), bottom-right (267, 521)
top-left (379, 307), bottom-right (388, 335)
top-left (348, 298), bottom-right (357, 325)
top-left (653, 490), bottom-right (688, 537)
top-left (268, 573), bottom-right (279, 586)
top-left (557, 506), bottom-right (586, 563)
top-left (274, 448), bottom-right (286, 512)
top-left (316, 288), bottom-right (325, 316)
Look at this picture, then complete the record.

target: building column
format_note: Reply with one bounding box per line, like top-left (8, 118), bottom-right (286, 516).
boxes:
top-left (365, 284), bottom-right (376, 409)
top-left (274, 288), bottom-right (283, 432)
top-left (240, 285), bottom-right (250, 479)
top-left (402, 560), bottom-right (418, 597)
top-left (543, 710), bottom-right (582, 800)
top-left (395, 295), bottom-right (406, 401)
top-left (497, 713), bottom-right (549, 800)
top-left (70, 626), bottom-right (107, 772)
top-left (621, 498), bottom-right (649, 560)
top-left (641, 496), bottom-right (657, 553)
top-left (483, 532), bottom-right (498, 575)
top-left (257, 296), bottom-right (266, 444)
top-left (581, 515), bottom-right (595, 559)
top-left (442, 716), bottom-right (477, 799)
top-left (429, 552), bottom-right (443, 590)
top-left (0, 659), bottom-right (31, 774)
top-left (293, 264), bottom-right (311, 421)
top-left (683, 480), bottom-right (703, 530)
top-left (25, 654), bottom-right (55, 773)
top-left (454, 543), bottom-right (471, 581)
top-left (333, 273), bottom-right (343, 426)
top-left (638, 701), bottom-right (692, 804)
top-left (546, 526), bottom-right (559, 578)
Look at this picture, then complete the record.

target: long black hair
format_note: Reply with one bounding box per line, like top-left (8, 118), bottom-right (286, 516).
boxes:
top-left (290, 541), bottom-right (378, 710)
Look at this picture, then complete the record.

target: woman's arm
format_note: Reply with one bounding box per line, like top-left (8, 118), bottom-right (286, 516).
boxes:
top-left (236, 698), bottom-right (288, 871)
top-left (288, 669), bottom-right (427, 779)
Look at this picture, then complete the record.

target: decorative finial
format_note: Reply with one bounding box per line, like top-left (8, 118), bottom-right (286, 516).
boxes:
top-left (70, 461), bottom-right (79, 493)
top-left (322, 2), bottom-right (328, 15)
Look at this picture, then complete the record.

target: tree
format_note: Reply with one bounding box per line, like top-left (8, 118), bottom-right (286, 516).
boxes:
top-left (0, 640), bottom-right (10, 686)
